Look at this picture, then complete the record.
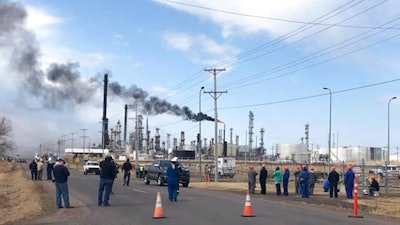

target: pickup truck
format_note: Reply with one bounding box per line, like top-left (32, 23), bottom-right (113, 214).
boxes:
top-left (143, 159), bottom-right (190, 187)
top-left (83, 161), bottom-right (100, 175)
top-left (369, 165), bottom-right (399, 179)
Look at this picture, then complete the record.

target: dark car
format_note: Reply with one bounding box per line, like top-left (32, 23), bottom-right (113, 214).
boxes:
top-left (144, 159), bottom-right (190, 187)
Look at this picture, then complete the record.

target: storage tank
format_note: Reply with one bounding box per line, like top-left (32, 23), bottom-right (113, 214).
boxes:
top-left (275, 143), bottom-right (308, 162)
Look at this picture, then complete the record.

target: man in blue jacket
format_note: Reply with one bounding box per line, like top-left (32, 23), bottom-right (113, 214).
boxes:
top-left (298, 165), bottom-right (310, 198)
top-left (344, 165), bottom-right (355, 199)
top-left (53, 159), bottom-right (71, 209)
top-left (98, 155), bottom-right (117, 206)
top-left (167, 157), bottom-right (180, 201)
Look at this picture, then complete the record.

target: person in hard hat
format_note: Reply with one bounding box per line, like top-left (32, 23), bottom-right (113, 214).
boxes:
top-left (247, 166), bottom-right (257, 194)
top-left (328, 165), bottom-right (340, 198)
top-left (369, 175), bottom-right (380, 196)
top-left (298, 165), bottom-right (310, 198)
top-left (272, 167), bottom-right (282, 196)
top-left (308, 166), bottom-right (317, 195)
top-left (282, 166), bottom-right (290, 196)
top-left (344, 165), bottom-right (355, 199)
top-left (167, 157), bottom-right (180, 201)
top-left (259, 163), bottom-right (268, 195)
top-left (294, 165), bottom-right (301, 195)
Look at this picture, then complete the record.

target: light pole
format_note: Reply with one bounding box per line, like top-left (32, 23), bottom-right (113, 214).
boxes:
top-left (386, 96), bottom-right (396, 196)
top-left (81, 129), bottom-right (88, 161)
top-left (199, 86), bottom-right (205, 177)
top-left (323, 87), bottom-right (332, 171)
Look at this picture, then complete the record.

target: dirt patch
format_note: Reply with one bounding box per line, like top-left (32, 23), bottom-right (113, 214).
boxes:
top-left (0, 162), bottom-right (54, 225)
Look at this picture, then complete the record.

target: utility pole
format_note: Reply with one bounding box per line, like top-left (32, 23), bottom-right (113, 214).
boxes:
top-left (135, 103), bottom-right (139, 170)
top-left (204, 68), bottom-right (226, 183)
top-left (81, 129), bottom-right (88, 161)
top-left (70, 133), bottom-right (75, 154)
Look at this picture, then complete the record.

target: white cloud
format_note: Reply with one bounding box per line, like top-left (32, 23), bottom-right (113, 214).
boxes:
top-left (163, 32), bottom-right (239, 65)
top-left (25, 6), bottom-right (61, 39)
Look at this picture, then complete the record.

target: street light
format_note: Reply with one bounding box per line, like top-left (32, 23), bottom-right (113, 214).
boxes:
top-left (386, 96), bottom-right (396, 196)
top-left (199, 86), bottom-right (205, 177)
top-left (323, 87), bottom-right (332, 171)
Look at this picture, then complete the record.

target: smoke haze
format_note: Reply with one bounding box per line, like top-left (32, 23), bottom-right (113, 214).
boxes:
top-left (0, 0), bottom-right (214, 121)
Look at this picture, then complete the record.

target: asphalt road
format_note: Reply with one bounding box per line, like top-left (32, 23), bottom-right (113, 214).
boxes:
top-left (20, 170), bottom-right (399, 225)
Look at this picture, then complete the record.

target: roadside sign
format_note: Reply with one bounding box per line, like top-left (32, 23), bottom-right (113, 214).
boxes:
top-left (353, 166), bottom-right (361, 176)
top-left (74, 157), bottom-right (80, 164)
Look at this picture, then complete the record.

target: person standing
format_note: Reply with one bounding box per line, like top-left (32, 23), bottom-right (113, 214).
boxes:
top-left (98, 155), bottom-right (116, 206)
top-left (259, 163), bottom-right (268, 195)
top-left (298, 165), bottom-right (310, 198)
top-left (53, 159), bottom-right (71, 209)
top-left (121, 158), bottom-right (133, 186)
top-left (282, 166), bottom-right (290, 196)
top-left (272, 167), bottom-right (282, 196)
top-left (29, 159), bottom-right (38, 180)
top-left (344, 165), bottom-right (355, 199)
top-left (247, 166), bottom-right (257, 194)
top-left (204, 164), bottom-right (211, 183)
top-left (308, 166), bottom-right (317, 195)
top-left (167, 157), bottom-right (180, 201)
top-left (294, 165), bottom-right (301, 195)
top-left (47, 160), bottom-right (54, 180)
top-left (37, 159), bottom-right (44, 180)
top-left (328, 165), bottom-right (340, 198)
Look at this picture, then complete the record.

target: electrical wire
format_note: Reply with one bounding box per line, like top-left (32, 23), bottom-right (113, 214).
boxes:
top-left (220, 78), bottom-right (400, 110)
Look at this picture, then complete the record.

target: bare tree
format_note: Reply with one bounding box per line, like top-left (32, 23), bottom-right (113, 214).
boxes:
top-left (0, 117), bottom-right (14, 157)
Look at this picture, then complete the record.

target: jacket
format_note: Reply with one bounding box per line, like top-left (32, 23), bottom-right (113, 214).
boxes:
top-left (328, 170), bottom-right (340, 185)
top-left (29, 161), bottom-right (37, 171)
top-left (100, 159), bottom-right (117, 180)
top-left (259, 167), bottom-right (268, 182)
top-left (344, 170), bottom-right (355, 185)
top-left (273, 170), bottom-right (282, 183)
top-left (167, 164), bottom-right (180, 184)
top-left (53, 165), bottom-right (70, 183)
top-left (283, 170), bottom-right (290, 183)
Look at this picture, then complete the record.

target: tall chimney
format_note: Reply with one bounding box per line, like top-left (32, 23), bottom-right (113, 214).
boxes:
top-left (124, 104), bottom-right (127, 143)
top-left (101, 74), bottom-right (109, 149)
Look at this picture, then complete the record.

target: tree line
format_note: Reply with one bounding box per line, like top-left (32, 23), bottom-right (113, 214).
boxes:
top-left (0, 116), bottom-right (14, 158)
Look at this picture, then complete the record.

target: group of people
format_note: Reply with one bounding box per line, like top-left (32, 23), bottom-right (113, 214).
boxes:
top-left (248, 164), bottom-right (318, 198)
top-left (248, 163), bottom-right (382, 198)
top-left (29, 159), bottom-right (54, 180)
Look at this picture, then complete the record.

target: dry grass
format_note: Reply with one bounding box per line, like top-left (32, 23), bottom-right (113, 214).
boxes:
top-left (0, 162), bottom-right (51, 225)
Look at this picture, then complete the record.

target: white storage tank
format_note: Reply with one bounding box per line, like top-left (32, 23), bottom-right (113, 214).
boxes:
top-left (276, 143), bottom-right (308, 162)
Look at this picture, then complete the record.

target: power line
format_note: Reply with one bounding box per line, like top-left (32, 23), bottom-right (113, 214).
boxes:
top-left (220, 78), bottom-right (400, 110)
top-left (160, 0), bottom-right (398, 30)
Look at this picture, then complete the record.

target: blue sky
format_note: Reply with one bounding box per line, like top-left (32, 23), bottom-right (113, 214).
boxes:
top-left (1, 0), bottom-right (400, 157)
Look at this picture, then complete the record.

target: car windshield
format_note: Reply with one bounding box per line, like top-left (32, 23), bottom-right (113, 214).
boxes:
top-left (159, 161), bottom-right (171, 167)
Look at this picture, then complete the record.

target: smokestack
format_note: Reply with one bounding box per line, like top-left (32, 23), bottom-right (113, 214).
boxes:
top-left (180, 131), bottom-right (185, 146)
top-left (124, 104), bottom-right (127, 143)
top-left (102, 74), bottom-right (109, 149)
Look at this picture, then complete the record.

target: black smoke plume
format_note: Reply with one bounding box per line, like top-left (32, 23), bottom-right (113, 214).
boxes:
top-left (0, 0), bottom-right (215, 121)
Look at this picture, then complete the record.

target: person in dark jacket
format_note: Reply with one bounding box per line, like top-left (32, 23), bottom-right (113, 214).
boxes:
top-left (98, 155), bottom-right (117, 206)
top-left (121, 158), bottom-right (133, 186)
top-left (248, 166), bottom-right (257, 194)
top-left (259, 163), bottom-right (268, 195)
top-left (308, 166), bottom-right (317, 195)
top-left (167, 157), bottom-right (180, 201)
top-left (328, 165), bottom-right (340, 198)
top-left (343, 165), bottom-right (355, 199)
top-left (53, 159), bottom-right (71, 208)
top-left (369, 175), bottom-right (380, 196)
top-left (298, 165), bottom-right (310, 198)
top-left (29, 160), bottom-right (38, 180)
top-left (282, 166), bottom-right (290, 196)
top-left (47, 161), bottom-right (54, 180)
top-left (294, 165), bottom-right (301, 195)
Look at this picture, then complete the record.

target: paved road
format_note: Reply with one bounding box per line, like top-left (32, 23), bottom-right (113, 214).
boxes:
top-left (20, 170), bottom-right (398, 225)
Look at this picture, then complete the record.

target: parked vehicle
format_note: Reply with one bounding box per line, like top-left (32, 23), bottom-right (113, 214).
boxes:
top-left (369, 165), bottom-right (399, 179)
top-left (83, 161), bottom-right (100, 175)
top-left (143, 159), bottom-right (190, 187)
top-left (210, 157), bottom-right (236, 178)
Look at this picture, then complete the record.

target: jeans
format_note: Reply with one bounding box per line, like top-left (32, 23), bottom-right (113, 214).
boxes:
top-left (55, 182), bottom-right (70, 208)
top-left (98, 178), bottom-right (113, 205)
top-left (275, 183), bottom-right (281, 196)
top-left (31, 170), bottom-right (37, 180)
top-left (283, 181), bottom-right (289, 196)
top-left (167, 183), bottom-right (179, 201)
top-left (123, 171), bottom-right (131, 186)
top-left (329, 183), bottom-right (338, 198)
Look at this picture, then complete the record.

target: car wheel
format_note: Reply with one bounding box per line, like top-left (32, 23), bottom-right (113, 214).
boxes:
top-left (83, 171), bottom-right (87, 175)
top-left (157, 175), bottom-right (164, 186)
top-left (144, 174), bottom-right (150, 185)
top-left (182, 181), bottom-right (189, 187)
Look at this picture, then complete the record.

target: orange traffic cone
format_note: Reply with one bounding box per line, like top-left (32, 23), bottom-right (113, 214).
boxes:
top-left (241, 191), bottom-right (255, 217)
top-left (152, 192), bottom-right (166, 219)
